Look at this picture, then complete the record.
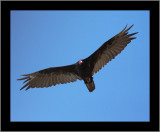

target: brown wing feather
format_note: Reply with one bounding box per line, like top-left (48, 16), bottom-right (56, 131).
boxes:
top-left (84, 25), bottom-right (138, 75)
top-left (18, 64), bottom-right (81, 90)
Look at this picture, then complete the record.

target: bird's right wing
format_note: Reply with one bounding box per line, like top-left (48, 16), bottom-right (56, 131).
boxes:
top-left (18, 64), bottom-right (82, 91)
top-left (84, 25), bottom-right (138, 75)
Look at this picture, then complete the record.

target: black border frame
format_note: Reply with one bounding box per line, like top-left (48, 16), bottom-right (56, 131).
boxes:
top-left (1, 1), bottom-right (159, 131)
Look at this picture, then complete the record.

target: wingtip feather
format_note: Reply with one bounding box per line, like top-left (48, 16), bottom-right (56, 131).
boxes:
top-left (17, 76), bottom-right (28, 80)
top-left (128, 32), bottom-right (138, 37)
top-left (130, 37), bottom-right (136, 40)
top-left (122, 24), bottom-right (128, 32)
top-left (19, 81), bottom-right (30, 90)
top-left (124, 24), bottom-right (134, 32)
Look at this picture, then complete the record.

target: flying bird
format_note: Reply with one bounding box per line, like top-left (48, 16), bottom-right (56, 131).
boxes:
top-left (18, 25), bottom-right (138, 92)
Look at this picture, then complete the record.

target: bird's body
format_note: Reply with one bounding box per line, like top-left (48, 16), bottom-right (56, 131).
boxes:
top-left (18, 25), bottom-right (138, 92)
top-left (78, 61), bottom-right (95, 92)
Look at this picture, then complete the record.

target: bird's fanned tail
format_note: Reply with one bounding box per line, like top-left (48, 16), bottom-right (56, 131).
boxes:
top-left (85, 81), bottom-right (95, 92)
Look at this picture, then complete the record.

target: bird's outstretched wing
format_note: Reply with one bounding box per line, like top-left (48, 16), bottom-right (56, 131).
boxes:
top-left (18, 64), bottom-right (82, 90)
top-left (84, 25), bottom-right (138, 75)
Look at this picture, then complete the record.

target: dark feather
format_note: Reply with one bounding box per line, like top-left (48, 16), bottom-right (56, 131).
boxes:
top-left (83, 25), bottom-right (138, 75)
top-left (18, 25), bottom-right (137, 92)
top-left (18, 65), bottom-right (82, 90)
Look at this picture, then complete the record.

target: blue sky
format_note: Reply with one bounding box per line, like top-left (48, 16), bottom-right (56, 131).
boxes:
top-left (11, 11), bottom-right (149, 122)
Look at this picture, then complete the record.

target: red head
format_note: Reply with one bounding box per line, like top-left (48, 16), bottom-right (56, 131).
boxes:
top-left (78, 60), bottom-right (83, 64)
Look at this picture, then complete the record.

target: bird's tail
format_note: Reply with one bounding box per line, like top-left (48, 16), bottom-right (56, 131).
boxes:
top-left (85, 80), bottom-right (95, 92)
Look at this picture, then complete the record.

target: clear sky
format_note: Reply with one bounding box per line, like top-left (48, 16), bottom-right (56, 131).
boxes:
top-left (11, 11), bottom-right (149, 122)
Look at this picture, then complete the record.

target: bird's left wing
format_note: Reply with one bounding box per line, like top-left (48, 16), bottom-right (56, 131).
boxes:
top-left (18, 64), bottom-right (82, 91)
top-left (84, 25), bottom-right (138, 75)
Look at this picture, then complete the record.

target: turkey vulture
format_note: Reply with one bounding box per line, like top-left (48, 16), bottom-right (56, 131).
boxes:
top-left (18, 25), bottom-right (138, 92)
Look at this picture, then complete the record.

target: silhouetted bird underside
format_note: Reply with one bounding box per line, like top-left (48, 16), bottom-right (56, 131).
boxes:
top-left (18, 25), bottom-right (138, 92)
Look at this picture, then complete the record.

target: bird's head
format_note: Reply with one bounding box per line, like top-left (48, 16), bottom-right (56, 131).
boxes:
top-left (78, 60), bottom-right (83, 64)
